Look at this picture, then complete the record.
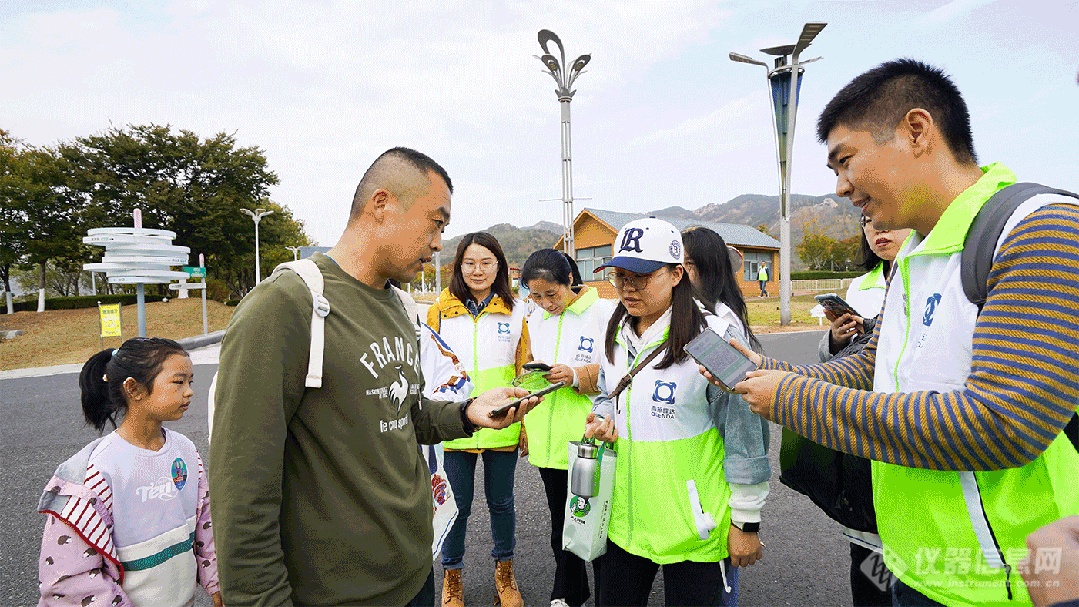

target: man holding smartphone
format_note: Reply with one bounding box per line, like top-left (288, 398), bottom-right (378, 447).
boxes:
top-left (210, 148), bottom-right (544, 607)
top-left (716, 60), bottom-right (1079, 607)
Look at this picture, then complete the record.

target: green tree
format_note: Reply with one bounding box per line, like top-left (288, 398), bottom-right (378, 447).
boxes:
top-left (57, 124), bottom-right (303, 298)
top-left (0, 129), bottom-right (26, 295)
top-left (226, 199), bottom-right (313, 296)
top-left (2, 139), bottom-right (86, 299)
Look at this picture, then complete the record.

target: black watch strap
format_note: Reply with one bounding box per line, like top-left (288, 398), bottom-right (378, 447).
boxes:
top-left (736, 521), bottom-right (760, 533)
top-left (459, 398), bottom-right (476, 436)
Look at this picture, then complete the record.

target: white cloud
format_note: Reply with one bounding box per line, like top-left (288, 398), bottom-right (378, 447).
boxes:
top-left (918, 0), bottom-right (998, 26)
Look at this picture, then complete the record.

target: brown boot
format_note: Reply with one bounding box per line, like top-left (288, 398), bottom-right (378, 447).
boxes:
top-left (442, 568), bottom-right (464, 607)
top-left (493, 559), bottom-right (523, 607)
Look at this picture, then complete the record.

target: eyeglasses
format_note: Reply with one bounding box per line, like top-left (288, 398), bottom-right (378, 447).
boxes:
top-left (608, 270), bottom-right (656, 291)
top-left (462, 260), bottom-right (497, 273)
top-left (860, 215), bottom-right (872, 228)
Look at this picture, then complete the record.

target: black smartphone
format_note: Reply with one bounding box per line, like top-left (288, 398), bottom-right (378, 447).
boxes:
top-left (684, 328), bottom-right (757, 392)
top-left (522, 362), bottom-right (552, 372)
top-left (814, 293), bottom-right (859, 317)
top-left (487, 382), bottom-right (565, 418)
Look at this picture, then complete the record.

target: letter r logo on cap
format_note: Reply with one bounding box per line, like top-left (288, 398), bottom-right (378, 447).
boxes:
top-left (620, 228), bottom-right (645, 253)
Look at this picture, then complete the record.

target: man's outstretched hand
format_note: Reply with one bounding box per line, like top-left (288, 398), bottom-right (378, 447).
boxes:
top-left (467, 387), bottom-right (544, 428)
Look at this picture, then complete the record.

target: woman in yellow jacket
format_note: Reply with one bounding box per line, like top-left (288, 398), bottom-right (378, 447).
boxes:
top-left (427, 232), bottom-right (530, 607)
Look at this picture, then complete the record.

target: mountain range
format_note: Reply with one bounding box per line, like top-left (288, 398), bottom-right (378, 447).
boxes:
top-left (445, 194), bottom-right (863, 270)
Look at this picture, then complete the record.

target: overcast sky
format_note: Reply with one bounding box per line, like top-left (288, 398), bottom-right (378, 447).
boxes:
top-left (4, 0), bottom-right (1077, 245)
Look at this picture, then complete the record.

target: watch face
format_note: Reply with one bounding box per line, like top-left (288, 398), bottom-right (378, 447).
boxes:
top-left (739, 522), bottom-right (760, 533)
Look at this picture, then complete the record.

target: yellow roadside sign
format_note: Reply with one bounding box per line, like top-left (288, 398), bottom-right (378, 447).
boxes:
top-left (99, 303), bottom-right (122, 338)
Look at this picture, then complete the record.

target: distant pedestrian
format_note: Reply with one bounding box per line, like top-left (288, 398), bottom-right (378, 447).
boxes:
top-left (756, 261), bottom-right (769, 297)
top-left (37, 337), bottom-right (223, 607)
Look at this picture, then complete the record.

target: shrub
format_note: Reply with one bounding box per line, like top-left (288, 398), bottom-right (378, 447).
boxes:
top-left (12, 294), bottom-right (140, 312)
top-left (790, 271), bottom-right (863, 281)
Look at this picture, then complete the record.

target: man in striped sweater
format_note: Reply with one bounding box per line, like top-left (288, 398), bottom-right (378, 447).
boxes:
top-left (725, 60), bottom-right (1079, 607)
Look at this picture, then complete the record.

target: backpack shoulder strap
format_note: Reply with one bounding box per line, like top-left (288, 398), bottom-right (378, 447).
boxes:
top-left (390, 286), bottom-right (423, 346)
top-left (961, 183), bottom-right (1079, 310)
top-left (275, 259), bottom-right (330, 388)
top-left (961, 183), bottom-right (1079, 453)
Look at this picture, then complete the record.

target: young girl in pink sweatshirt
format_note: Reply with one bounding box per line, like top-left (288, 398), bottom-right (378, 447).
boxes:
top-left (37, 337), bottom-right (221, 607)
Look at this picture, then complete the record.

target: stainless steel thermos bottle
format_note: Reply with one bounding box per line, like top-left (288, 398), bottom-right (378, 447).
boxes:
top-left (570, 440), bottom-right (601, 498)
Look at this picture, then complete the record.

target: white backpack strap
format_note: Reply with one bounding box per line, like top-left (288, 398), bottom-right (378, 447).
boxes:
top-left (391, 285), bottom-right (423, 343)
top-left (276, 259), bottom-right (330, 388)
top-left (391, 285), bottom-right (422, 325)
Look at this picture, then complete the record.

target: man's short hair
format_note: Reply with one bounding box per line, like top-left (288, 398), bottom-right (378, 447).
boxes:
top-left (350, 147), bottom-right (453, 219)
top-left (816, 59), bottom-right (977, 165)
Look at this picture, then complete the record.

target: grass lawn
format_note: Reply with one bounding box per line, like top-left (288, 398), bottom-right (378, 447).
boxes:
top-left (1, 291), bottom-right (824, 371)
top-left (746, 294), bottom-right (827, 333)
top-left (0, 297), bottom-right (235, 371)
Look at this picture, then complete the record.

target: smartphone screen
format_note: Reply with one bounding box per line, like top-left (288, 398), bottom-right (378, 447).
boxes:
top-left (684, 328), bottom-right (757, 392)
top-left (814, 293), bottom-right (858, 317)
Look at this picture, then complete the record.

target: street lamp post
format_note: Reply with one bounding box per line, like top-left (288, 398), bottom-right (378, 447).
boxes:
top-left (731, 23), bottom-right (825, 326)
top-left (286, 246), bottom-right (301, 261)
top-left (241, 208), bottom-right (274, 283)
top-left (536, 29), bottom-right (590, 259)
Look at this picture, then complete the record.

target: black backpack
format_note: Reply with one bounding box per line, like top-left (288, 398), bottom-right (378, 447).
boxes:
top-left (779, 183), bottom-right (1079, 533)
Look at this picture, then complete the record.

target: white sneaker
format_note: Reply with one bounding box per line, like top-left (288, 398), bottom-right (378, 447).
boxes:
top-left (550, 600), bottom-right (571, 607)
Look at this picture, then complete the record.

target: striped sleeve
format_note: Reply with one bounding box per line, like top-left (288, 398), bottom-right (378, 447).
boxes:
top-left (759, 311), bottom-right (879, 391)
top-left (772, 203), bottom-right (1079, 471)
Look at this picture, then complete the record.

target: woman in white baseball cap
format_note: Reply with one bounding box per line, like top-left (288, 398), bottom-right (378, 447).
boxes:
top-left (583, 217), bottom-right (770, 606)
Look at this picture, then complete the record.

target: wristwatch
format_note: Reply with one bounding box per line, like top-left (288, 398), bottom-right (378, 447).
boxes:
top-left (734, 521), bottom-right (760, 533)
top-left (459, 398), bottom-right (477, 436)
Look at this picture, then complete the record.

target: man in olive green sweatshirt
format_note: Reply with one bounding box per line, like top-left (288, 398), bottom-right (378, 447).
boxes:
top-left (209, 148), bottom-right (540, 607)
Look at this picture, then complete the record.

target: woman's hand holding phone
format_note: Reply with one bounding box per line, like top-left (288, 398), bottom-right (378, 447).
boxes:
top-left (828, 312), bottom-right (865, 348)
top-left (544, 363), bottom-right (575, 386)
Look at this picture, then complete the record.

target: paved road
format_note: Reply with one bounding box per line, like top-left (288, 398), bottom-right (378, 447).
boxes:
top-left (1, 330), bottom-right (860, 606)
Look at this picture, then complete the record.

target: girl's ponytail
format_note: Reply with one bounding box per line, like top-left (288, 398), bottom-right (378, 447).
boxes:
top-left (79, 349), bottom-right (121, 432)
top-left (78, 337), bottom-right (187, 433)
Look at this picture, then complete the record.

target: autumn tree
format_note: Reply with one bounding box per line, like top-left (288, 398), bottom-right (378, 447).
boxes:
top-left (797, 219), bottom-right (860, 271)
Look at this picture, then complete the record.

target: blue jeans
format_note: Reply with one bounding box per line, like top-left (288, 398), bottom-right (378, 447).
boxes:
top-left (441, 449), bottom-right (518, 569)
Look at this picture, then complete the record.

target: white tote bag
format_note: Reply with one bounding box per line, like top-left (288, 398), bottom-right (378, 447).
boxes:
top-left (427, 443), bottom-right (458, 559)
top-left (562, 441), bottom-right (616, 562)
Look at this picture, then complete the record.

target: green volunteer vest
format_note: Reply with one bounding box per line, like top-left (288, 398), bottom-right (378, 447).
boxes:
top-left (603, 318), bottom-right (735, 565)
top-left (872, 164), bottom-right (1079, 606)
top-left (524, 288), bottom-right (609, 470)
